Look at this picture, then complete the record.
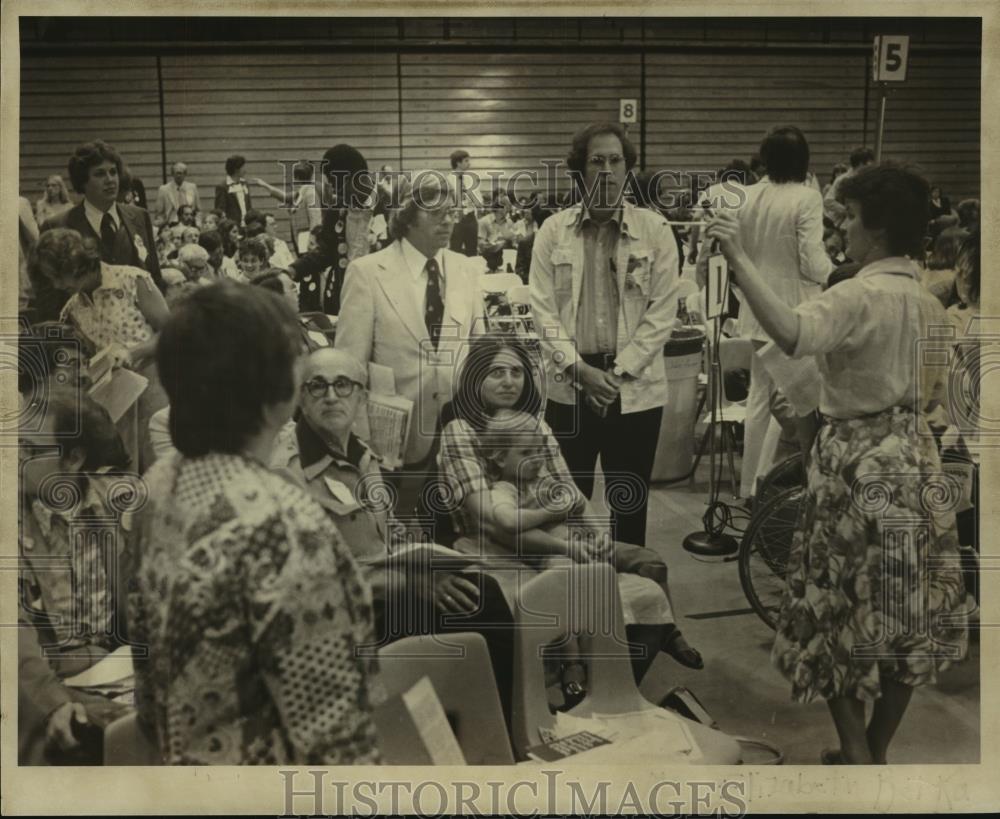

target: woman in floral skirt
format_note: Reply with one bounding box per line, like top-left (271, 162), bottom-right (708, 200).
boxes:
top-left (706, 164), bottom-right (968, 765)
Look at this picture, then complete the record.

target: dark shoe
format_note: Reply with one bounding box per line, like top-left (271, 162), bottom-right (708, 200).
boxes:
top-left (557, 661), bottom-right (587, 711)
top-left (662, 629), bottom-right (704, 670)
top-left (821, 747), bottom-right (845, 765)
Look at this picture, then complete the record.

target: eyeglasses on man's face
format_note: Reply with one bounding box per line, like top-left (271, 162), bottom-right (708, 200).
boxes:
top-left (303, 376), bottom-right (362, 399)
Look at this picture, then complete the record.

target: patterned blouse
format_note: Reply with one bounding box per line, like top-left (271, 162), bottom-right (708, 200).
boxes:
top-left (60, 262), bottom-right (155, 351)
top-left (127, 451), bottom-right (381, 765)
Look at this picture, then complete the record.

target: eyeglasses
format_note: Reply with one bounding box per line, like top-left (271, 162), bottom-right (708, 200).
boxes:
top-left (303, 376), bottom-right (361, 399)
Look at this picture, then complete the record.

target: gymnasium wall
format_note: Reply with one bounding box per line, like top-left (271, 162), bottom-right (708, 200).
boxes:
top-left (19, 17), bottom-right (981, 231)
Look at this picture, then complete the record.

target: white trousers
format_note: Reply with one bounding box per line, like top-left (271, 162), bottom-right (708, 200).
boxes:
top-left (740, 346), bottom-right (781, 499)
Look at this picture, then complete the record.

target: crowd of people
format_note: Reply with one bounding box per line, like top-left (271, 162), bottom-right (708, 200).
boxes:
top-left (16, 120), bottom-right (978, 766)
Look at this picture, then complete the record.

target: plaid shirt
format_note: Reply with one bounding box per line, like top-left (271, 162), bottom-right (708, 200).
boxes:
top-left (438, 417), bottom-right (582, 532)
top-left (128, 451), bottom-right (380, 765)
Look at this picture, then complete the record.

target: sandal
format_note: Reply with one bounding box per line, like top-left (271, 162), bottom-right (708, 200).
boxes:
top-left (821, 747), bottom-right (845, 765)
top-left (662, 628), bottom-right (704, 670)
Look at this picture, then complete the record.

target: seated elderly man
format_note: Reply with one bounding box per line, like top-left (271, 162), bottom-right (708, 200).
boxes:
top-left (271, 347), bottom-right (515, 723)
top-left (18, 387), bottom-right (136, 764)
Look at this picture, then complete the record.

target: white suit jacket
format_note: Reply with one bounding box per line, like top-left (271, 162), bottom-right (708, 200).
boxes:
top-left (733, 177), bottom-right (832, 341)
top-left (155, 180), bottom-right (200, 224)
top-left (334, 241), bottom-right (484, 465)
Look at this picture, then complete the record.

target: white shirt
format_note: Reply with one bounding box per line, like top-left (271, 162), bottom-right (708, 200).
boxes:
top-left (400, 238), bottom-right (446, 312)
top-left (793, 257), bottom-right (947, 418)
top-left (226, 175), bottom-right (248, 223)
top-left (83, 198), bottom-right (122, 237)
top-left (269, 237), bottom-right (297, 270)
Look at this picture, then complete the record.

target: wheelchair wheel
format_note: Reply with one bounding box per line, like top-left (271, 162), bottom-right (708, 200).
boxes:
top-left (738, 486), bottom-right (803, 630)
top-left (756, 454), bottom-right (806, 509)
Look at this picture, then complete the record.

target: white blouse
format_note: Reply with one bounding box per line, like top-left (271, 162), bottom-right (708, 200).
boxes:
top-left (792, 257), bottom-right (949, 419)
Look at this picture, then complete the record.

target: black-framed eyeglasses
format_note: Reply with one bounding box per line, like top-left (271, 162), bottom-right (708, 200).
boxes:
top-left (303, 376), bottom-right (361, 399)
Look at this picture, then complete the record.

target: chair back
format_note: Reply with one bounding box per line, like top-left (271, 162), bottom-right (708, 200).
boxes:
top-left (103, 712), bottom-right (161, 765)
top-left (511, 563), bottom-right (653, 757)
top-left (378, 632), bottom-right (514, 765)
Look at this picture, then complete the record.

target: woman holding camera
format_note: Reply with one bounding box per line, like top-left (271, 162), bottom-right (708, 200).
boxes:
top-left (706, 164), bottom-right (968, 765)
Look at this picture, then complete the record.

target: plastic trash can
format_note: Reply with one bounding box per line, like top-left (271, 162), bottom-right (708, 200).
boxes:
top-left (651, 327), bottom-right (706, 482)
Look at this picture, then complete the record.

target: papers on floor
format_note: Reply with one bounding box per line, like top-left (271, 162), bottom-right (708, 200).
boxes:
top-left (526, 707), bottom-right (696, 764)
top-left (63, 645), bottom-right (135, 689)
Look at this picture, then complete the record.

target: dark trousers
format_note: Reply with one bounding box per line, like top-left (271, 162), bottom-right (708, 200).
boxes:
top-left (374, 570), bottom-right (515, 730)
top-left (545, 397), bottom-right (663, 547)
top-left (450, 212), bottom-right (478, 257)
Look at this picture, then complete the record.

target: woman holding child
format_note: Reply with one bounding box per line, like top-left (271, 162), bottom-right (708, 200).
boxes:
top-left (438, 334), bottom-right (703, 679)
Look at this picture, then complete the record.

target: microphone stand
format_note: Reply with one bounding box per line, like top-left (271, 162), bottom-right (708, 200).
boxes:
top-left (683, 237), bottom-right (739, 557)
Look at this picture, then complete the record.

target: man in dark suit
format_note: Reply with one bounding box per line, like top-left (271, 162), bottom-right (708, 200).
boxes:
top-left (36, 140), bottom-right (162, 321)
top-left (214, 154), bottom-right (252, 226)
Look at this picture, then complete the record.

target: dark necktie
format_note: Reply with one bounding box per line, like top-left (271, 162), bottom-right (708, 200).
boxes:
top-left (100, 212), bottom-right (117, 258)
top-left (424, 258), bottom-right (444, 350)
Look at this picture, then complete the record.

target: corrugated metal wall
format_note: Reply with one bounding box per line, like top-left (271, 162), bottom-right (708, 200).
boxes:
top-left (20, 56), bottom-right (162, 209)
top-left (399, 52), bottom-right (641, 199)
top-left (645, 53), bottom-right (869, 185)
top-left (864, 52), bottom-right (980, 203)
top-left (19, 46), bottom-right (981, 220)
top-left (159, 53), bottom-right (400, 231)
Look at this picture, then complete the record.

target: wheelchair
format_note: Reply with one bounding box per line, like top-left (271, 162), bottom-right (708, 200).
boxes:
top-left (737, 445), bottom-right (979, 631)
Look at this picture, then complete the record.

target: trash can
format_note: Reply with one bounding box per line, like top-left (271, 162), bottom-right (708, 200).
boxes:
top-left (651, 327), bottom-right (706, 482)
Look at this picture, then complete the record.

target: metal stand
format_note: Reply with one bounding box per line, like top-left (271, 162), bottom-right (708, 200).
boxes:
top-left (683, 314), bottom-right (739, 557)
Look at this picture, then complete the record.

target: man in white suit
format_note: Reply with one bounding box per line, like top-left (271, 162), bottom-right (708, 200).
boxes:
top-left (726, 125), bottom-right (832, 499)
top-left (155, 161), bottom-right (199, 226)
top-left (335, 171), bottom-right (484, 515)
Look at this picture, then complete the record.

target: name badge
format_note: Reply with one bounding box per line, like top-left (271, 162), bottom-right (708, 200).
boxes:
top-left (323, 477), bottom-right (361, 510)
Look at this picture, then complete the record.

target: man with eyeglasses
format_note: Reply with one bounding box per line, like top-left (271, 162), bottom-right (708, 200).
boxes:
top-left (335, 171), bottom-right (484, 518)
top-left (271, 348), bottom-right (515, 723)
top-left (529, 121), bottom-right (681, 548)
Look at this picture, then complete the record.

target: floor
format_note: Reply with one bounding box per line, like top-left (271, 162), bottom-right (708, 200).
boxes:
top-left (591, 454), bottom-right (981, 766)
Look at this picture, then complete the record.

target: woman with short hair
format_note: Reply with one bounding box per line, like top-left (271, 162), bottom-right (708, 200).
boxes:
top-left (128, 281), bottom-right (380, 765)
top-left (707, 163), bottom-right (968, 765)
top-left (29, 227), bottom-right (170, 469)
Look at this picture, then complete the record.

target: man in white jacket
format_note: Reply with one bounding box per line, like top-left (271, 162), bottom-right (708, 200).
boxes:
top-left (729, 125), bottom-right (832, 499)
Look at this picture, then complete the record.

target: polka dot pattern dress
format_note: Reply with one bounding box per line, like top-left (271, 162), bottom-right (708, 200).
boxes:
top-left (60, 263), bottom-right (155, 350)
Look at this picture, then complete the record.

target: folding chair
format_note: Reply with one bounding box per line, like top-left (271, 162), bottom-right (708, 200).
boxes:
top-left (104, 712), bottom-right (161, 766)
top-left (378, 633), bottom-right (514, 765)
top-left (510, 564), bottom-right (741, 764)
